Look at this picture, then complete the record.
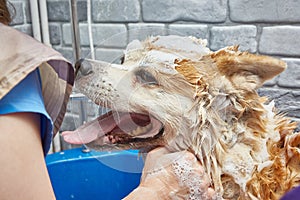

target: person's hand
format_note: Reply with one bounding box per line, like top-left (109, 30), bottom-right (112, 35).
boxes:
top-left (124, 147), bottom-right (219, 200)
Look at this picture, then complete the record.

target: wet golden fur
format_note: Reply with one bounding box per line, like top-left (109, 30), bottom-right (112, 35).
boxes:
top-left (175, 47), bottom-right (300, 199)
top-left (74, 36), bottom-right (300, 199)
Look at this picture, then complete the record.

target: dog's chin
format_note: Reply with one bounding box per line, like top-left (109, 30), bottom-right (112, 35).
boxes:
top-left (62, 111), bottom-right (166, 151)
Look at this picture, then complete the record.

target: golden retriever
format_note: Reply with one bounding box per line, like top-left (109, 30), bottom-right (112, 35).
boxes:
top-left (63, 35), bottom-right (300, 199)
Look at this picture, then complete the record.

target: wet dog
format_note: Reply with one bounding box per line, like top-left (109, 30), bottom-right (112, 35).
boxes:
top-left (63, 35), bottom-right (300, 199)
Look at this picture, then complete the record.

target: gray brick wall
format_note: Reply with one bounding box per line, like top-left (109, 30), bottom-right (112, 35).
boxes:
top-left (10, 0), bottom-right (300, 142)
top-left (142, 0), bottom-right (227, 22)
top-left (93, 0), bottom-right (140, 22)
top-left (229, 0), bottom-right (300, 22)
top-left (210, 25), bottom-right (257, 52)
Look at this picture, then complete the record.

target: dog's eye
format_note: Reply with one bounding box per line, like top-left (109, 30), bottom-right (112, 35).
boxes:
top-left (135, 70), bottom-right (158, 85)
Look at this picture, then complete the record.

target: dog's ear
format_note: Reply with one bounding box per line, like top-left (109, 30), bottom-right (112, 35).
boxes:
top-left (126, 39), bottom-right (143, 51)
top-left (212, 48), bottom-right (286, 91)
top-left (123, 40), bottom-right (144, 64)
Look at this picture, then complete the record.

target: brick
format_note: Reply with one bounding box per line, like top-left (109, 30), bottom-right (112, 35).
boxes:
top-left (47, 0), bottom-right (86, 22)
top-left (53, 46), bottom-right (74, 62)
top-left (13, 0), bottom-right (37, 24)
top-left (49, 23), bottom-right (61, 45)
top-left (128, 23), bottom-right (166, 42)
top-left (62, 24), bottom-right (70, 45)
top-left (54, 46), bottom-right (97, 64)
top-left (68, 96), bottom-right (98, 118)
top-left (10, 1), bottom-right (24, 25)
top-left (80, 48), bottom-right (96, 60)
top-left (98, 107), bottom-right (110, 115)
top-left (68, 47), bottom-right (93, 61)
top-left (62, 96), bottom-right (102, 132)
top-left (230, 0), bottom-right (300, 22)
top-left (263, 77), bottom-right (277, 87)
top-left (61, 24), bottom-right (83, 46)
top-left (83, 99), bottom-right (100, 119)
top-left (60, 113), bottom-right (79, 132)
top-left (92, 24), bottom-right (127, 48)
top-left (24, 1), bottom-right (31, 23)
top-left (67, 96), bottom-right (82, 114)
top-left (277, 59), bottom-right (300, 88)
top-left (77, 0), bottom-right (87, 22)
top-left (93, 0), bottom-right (140, 22)
top-left (258, 88), bottom-right (300, 119)
top-left (210, 25), bottom-right (257, 52)
top-left (62, 98), bottom-right (109, 134)
top-left (95, 48), bottom-right (124, 64)
top-left (142, 0), bottom-right (227, 22)
top-left (13, 24), bottom-right (32, 36)
top-left (71, 86), bottom-right (82, 94)
top-left (168, 24), bottom-right (209, 40)
top-left (259, 26), bottom-right (300, 56)
top-left (63, 24), bottom-right (127, 48)
top-left (47, 0), bottom-right (70, 22)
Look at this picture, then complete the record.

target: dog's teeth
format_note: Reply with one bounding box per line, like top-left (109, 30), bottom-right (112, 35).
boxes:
top-left (132, 126), bottom-right (143, 136)
top-left (129, 124), bottom-right (152, 136)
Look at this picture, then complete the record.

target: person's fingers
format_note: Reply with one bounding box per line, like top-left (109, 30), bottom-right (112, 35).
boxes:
top-left (186, 153), bottom-right (211, 189)
top-left (207, 187), bottom-right (216, 199)
top-left (207, 187), bottom-right (227, 200)
top-left (142, 148), bottom-right (221, 199)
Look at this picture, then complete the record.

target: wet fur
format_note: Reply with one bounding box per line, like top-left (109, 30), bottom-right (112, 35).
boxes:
top-left (76, 36), bottom-right (300, 199)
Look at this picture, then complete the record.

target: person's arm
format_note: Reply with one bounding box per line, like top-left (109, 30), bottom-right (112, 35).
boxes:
top-left (0, 112), bottom-right (55, 200)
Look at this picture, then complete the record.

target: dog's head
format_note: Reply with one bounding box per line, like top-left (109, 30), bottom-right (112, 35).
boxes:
top-left (63, 35), bottom-right (286, 153)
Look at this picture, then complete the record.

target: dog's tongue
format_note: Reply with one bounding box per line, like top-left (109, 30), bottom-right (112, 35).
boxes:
top-left (62, 112), bottom-right (161, 145)
top-left (62, 112), bottom-right (116, 144)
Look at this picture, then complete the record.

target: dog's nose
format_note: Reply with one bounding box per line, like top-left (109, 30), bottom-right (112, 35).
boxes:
top-left (75, 58), bottom-right (93, 76)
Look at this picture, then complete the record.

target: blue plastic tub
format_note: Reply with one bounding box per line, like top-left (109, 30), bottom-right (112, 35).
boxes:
top-left (46, 148), bottom-right (144, 200)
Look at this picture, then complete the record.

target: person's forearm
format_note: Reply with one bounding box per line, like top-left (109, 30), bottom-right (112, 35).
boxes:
top-left (0, 112), bottom-right (55, 200)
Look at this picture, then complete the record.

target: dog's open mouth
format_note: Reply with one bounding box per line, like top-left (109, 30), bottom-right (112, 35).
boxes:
top-left (62, 111), bottom-right (164, 148)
